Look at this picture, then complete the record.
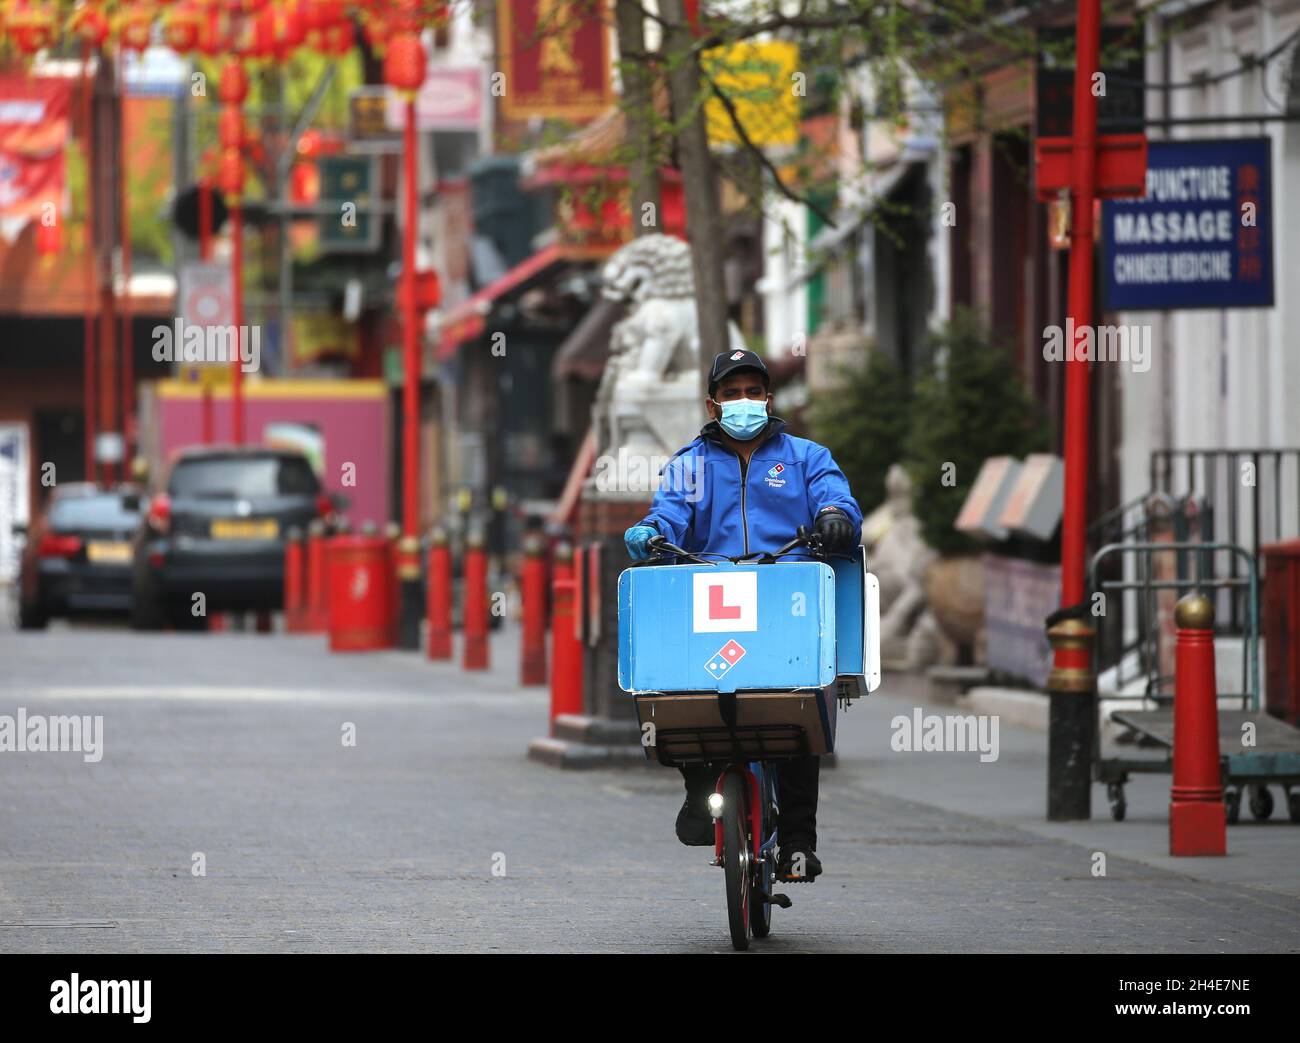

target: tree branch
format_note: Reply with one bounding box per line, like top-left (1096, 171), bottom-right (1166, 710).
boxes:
top-left (699, 66), bottom-right (837, 229)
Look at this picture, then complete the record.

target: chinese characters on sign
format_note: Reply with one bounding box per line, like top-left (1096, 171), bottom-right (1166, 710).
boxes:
top-left (1103, 137), bottom-right (1274, 310)
top-left (496, 0), bottom-right (612, 121)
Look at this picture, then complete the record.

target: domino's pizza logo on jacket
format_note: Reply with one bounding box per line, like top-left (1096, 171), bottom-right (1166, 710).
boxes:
top-left (765, 461), bottom-right (786, 488)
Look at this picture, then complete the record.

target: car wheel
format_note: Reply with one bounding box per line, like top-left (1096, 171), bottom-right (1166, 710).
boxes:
top-left (170, 603), bottom-right (209, 631)
top-left (18, 599), bottom-right (49, 630)
top-left (130, 565), bottom-right (165, 631)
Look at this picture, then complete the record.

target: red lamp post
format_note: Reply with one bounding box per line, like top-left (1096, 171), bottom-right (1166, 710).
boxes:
top-left (385, 25), bottom-right (428, 649)
top-left (118, 16), bottom-right (152, 471)
top-left (218, 58), bottom-right (249, 444)
top-left (76, 37), bottom-right (99, 484)
top-left (1035, 0), bottom-right (1147, 819)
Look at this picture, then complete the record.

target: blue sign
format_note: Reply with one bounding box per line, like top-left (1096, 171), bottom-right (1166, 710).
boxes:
top-left (1103, 137), bottom-right (1273, 310)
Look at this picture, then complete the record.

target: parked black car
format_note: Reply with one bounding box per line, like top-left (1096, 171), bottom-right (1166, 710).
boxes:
top-left (132, 447), bottom-right (331, 630)
top-left (18, 483), bottom-right (144, 629)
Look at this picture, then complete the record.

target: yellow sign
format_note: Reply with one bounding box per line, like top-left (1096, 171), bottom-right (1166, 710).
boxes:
top-left (179, 363), bottom-right (233, 388)
top-left (703, 41), bottom-right (800, 150)
top-left (291, 311), bottom-right (359, 366)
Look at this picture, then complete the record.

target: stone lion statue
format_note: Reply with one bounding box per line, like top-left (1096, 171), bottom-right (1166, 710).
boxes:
top-left (589, 235), bottom-right (744, 492)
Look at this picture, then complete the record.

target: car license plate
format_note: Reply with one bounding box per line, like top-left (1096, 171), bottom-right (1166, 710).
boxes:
top-left (211, 519), bottom-right (279, 540)
top-left (86, 541), bottom-right (132, 564)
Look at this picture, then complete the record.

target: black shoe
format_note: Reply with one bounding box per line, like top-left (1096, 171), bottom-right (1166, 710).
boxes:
top-left (675, 798), bottom-right (715, 846)
top-left (777, 843), bottom-right (822, 882)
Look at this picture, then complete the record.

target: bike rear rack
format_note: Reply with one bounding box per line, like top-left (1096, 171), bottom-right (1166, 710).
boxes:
top-left (651, 724), bottom-right (811, 767)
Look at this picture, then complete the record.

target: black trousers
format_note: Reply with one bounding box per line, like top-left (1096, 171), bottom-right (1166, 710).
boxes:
top-left (679, 755), bottom-right (820, 848)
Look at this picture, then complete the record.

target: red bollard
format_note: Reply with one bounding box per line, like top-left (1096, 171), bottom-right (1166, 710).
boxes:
top-left (1170, 593), bottom-right (1226, 856)
top-left (327, 533), bottom-right (397, 652)
top-left (283, 528), bottom-right (305, 634)
top-left (462, 529), bottom-right (489, 670)
top-left (304, 519), bottom-right (328, 633)
top-left (426, 527), bottom-right (452, 660)
top-left (520, 533), bottom-right (548, 686)
top-left (549, 543), bottom-right (584, 729)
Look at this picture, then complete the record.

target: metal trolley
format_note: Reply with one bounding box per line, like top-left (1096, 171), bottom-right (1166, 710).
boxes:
top-left (1089, 541), bottom-right (1300, 824)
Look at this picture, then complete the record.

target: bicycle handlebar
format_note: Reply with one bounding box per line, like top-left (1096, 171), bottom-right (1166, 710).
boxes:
top-left (644, 527), bottom-right (825, 566)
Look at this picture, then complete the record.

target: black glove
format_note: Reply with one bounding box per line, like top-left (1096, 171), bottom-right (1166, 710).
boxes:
top-left (814, 507), bottom-right (855, 552)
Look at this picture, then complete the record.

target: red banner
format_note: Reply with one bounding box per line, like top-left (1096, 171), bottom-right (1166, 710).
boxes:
top-left (497, 0), bottom-right (611, 121)
top-left (0, 77), bottom-right (69, 240)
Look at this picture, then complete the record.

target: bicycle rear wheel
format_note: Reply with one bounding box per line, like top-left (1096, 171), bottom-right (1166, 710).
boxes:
top-left (721, 771), bottom-right (751, 951)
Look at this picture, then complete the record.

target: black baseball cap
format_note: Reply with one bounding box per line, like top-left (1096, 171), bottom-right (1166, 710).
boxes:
top-left (708, 349), bottom-right (770, 396)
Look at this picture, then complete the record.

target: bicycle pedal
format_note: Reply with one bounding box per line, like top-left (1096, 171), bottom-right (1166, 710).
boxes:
top-left (759, 890), bottom-right (792, 908)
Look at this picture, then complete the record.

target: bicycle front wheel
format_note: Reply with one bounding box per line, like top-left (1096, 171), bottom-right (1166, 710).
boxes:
top-left (751, 769), bottom-right (775, 939)
top-left (721, 771), bottom-right (751, 951)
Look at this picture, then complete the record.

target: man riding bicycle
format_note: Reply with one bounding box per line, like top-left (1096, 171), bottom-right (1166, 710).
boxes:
top-left (624, 349), bottom-right (862, 882)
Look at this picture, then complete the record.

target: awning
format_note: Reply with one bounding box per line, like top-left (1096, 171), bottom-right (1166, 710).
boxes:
top-left (435, 243), bottom-right (567, 360)
top-left (552, 296), bottom-right (626, 382)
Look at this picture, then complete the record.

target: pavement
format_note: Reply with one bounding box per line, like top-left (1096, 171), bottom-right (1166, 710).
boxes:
top-left (0, 609), bottom-right (1297, 953)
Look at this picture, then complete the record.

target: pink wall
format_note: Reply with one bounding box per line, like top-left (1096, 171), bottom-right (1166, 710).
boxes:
top-left (156, 385), bottom-right (390, 528)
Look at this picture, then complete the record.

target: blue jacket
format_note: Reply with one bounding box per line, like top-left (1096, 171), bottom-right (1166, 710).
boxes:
top-left (637, 418), bottom-right (862, 559)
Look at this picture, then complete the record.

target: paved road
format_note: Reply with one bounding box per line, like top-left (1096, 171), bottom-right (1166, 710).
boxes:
top-left (1, 621), bottom-right (1297, 953)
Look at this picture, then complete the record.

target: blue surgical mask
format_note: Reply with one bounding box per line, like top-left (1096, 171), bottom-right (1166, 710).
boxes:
top-left (713, 399), bottom-right (769, 441)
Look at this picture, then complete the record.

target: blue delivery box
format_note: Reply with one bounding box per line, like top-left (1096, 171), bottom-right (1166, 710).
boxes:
top-left (618, 561), bottom-right (839, 765)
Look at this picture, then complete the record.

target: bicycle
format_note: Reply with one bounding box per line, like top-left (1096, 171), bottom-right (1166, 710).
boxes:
top-left (618, 527), bottom-right (880, 950)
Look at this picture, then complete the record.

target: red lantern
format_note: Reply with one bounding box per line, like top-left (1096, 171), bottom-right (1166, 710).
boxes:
top-left (383, 32), bottom-right (425, 92)
top-left (198, 4), bottom-right (225, 56)
top-left (36, 216), bottom-right (61, 259)
top-left (311, 19), bottom-right (353, 56)
top-left (296, 128), bottom-right (321, 160)
top-left (272, 0), bottom-right (306, 59)
top-left (304, 0), bottom-right (345, 31)
top-left (218, 61), bottom-right (249, 105)
top-left (69, 4), bottom-right (111, 48)
top-left (8, 3), bottom-right (56, 55)
top-left (289, 161), bottom-right (319, 204)
top-left (117, 8), bottom-right (154, 53)
top-left (219, 148), bottom-right (244, 197)
top-left (162, 3), bottom-right (203, 53)
top-left (218, 108), bottom-right (244, 149)
top-left (243, 7), bottom-right (277, 58)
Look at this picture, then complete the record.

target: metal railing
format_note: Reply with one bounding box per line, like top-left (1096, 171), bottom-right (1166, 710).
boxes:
top-left (1151, 449), bottom-right (1300, 560)
top-left (1087, 491), bottom-right (1217, 688)
top-left (1088, 541), bottom-right (1260, 709)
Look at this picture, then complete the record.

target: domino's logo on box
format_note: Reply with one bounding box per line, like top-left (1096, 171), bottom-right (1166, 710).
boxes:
top-left (692, 571), bottom-right (757, 633)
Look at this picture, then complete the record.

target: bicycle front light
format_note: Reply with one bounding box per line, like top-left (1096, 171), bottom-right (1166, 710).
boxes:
top-left (707, 792), bottom-right (724, 818)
